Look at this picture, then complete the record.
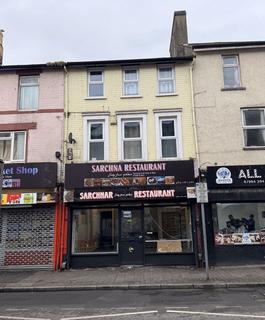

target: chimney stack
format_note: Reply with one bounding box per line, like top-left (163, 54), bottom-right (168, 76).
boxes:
top-left (0, 30), bottom-right (3, 65)
top-left (169, 11), bottom-right (193, 57)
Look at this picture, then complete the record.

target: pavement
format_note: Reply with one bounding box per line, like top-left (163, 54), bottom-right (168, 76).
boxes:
top-left (0, 265), bottom-right (265, 292)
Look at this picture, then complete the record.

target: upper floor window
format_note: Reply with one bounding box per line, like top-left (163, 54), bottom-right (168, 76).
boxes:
top-left (157, 66), bottom-right (175, 94)
top-left (117, 114), bottom-right (147, 160)
top-left (0, 131), bottom-right (26, 162)
top-left (83, 114), bottom-right (109, 161)
top-left (242, 109), bottom-right (265, 147)
top-left (223, 55), bottom-right (241, 88)
top-left (123, 69), bottom-right (138, 96)
top-left (88, 70), bottom-right (104, 97)
top-left (19, 76), bottom-right (39, 111)
top-left (155, 111), bottom-right (182, 159)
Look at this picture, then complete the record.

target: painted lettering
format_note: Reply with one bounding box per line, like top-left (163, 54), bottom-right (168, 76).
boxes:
top-left (3, 168), bottom-right (14, 175)
top-left (134, 189), bottom-right (175, 199)
top-left (79, 191), bottom-right (114, 200)
top-left (16, 167), bottom-right (38, 176)
top-left (239, 169), bottom-right (262, 179)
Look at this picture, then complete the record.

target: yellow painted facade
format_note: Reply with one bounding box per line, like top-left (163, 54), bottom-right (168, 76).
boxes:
top-left (65, 62), bottom-right (196, 163)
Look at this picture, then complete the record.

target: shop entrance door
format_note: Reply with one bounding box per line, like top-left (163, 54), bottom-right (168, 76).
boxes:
top-left (119, 208), bottom-right (144, 265)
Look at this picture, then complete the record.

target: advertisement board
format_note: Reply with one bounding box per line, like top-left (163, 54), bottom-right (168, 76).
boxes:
top-left (1, 192), bottom-right (56, 205)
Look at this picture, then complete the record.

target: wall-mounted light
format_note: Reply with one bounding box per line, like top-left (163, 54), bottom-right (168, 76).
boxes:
top-left (55, 151), bottom-right (61, 160)
top-left (68, 132), bottom-right (76, 144)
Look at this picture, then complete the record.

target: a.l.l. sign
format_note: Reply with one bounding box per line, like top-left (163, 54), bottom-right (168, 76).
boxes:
top-left (207, 165), bottom-right (265, 189)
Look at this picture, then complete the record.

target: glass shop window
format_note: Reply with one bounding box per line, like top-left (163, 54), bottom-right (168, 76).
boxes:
top-left (213, 203), bottom-right (265, 245)
top-left (72, 208), bottom-right (118, 254)
top-left (144, 206), bottom-right (193, 253)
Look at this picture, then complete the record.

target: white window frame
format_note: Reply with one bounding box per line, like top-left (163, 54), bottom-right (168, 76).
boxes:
top-left (83, 114), bottom-right (109, 161)
top-left (88, 70), bottom-right (104, 98)
top-left (18, 75), bottom-right (39, 111)
top-left (157, 65), bottom-right (175, 95)
top-left (122, 69), bottom-right (139, 96)
top-left (0, 131), bottom-right (26, 162)
top-left (241, 108), bottom-right (265, 148)
top-left (117, 113), bottom-right (147, 161)
top-left (155, 111), bottom-right (183, 160)
top-left (222, 55), bottom-right (241, 88)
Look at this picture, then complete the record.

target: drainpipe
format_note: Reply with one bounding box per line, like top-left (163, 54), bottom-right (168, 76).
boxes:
top-left (0, 30), bottom-right (4, 65)
top-left (189, 61), bottom-right (200, 168)
top-left (63, 65), bottom-right (69, 166)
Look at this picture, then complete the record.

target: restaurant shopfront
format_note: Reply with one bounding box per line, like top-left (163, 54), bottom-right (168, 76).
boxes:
top-left (64, 160), bottom-right (198, 268)
top-left (206, 165), bottom-right (265, 265)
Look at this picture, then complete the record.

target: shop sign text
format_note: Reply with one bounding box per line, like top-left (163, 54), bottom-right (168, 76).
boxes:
top-left (208, 165), bottom-right (265, 189)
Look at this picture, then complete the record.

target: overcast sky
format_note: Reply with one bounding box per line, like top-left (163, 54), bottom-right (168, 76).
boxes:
top-left (1, 0), bottom-right (265, 65)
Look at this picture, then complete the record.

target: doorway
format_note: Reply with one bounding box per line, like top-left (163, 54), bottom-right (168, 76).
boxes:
top-left (119, 207), bottom-right (144, 265)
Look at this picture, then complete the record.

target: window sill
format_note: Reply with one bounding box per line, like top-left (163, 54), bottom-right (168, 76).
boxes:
top-left (85, 97), bottom-right (107, 100)
top-left (157, 156), bottom-right (183, 161)
top-left (18, 109), bottom-right (38, 112)
top-left (120, 95), bottom-right (142, 99)
top-left (4, 160), bottom-right (25, 163)
top-left (221, 87), bottom-right (246, 91)
top-left (243, 147), bottom-right (265, 150)
top-left (156, 93), bottom-right (178, 97)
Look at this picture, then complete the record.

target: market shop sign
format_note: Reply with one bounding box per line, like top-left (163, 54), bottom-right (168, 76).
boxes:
top-left (207, 165), bottom-right (265, 189)
top-left (2, 163), bottom-right (57, 189)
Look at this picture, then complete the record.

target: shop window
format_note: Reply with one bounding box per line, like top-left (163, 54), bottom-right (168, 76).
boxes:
top-left (144, 206), bottom-right (192, 253)
top-left (117, 114), bottom-right (147, 160)
top-left (242, 109), bottom-right (265, 147)
top-left (213, 203), bottom-right (265, 245)
top-left (72, 208), bottom-right (118, 254)
top-left (0, 131), bottom-right (26, 162)
top-left (155, 112), bottom-right (182, 159)
top-left (222, 55), bottom-right (241, 88)
top-left (19, 75), bottom-right (39, 111)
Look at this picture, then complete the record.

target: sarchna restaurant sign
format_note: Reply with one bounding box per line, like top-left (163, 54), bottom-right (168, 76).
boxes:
top-left (64, 160), bottom-right (195, 202)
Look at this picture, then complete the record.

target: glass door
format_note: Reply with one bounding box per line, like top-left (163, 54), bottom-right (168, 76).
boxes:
top-left (119, 208), bottom-right (144, 265)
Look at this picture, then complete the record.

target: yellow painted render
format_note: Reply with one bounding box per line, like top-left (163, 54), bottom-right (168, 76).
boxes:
top-left (66, 63), bottom-right (196, 163)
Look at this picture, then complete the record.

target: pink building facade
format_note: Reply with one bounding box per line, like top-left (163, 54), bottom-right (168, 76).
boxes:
top-left (0, 66), bottom-right (64, 162)
top-left (0, 64), bottom-right (65, 269)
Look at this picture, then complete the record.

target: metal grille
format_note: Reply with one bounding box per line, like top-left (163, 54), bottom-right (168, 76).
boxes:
top-left (0, 214), bottom-right (2, 244)
top-left (1, 206), bottom-right (55, 267)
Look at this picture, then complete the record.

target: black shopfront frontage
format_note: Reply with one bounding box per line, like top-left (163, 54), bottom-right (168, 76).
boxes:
top-left (206, 165), bottom-right (265, 265)
top-left (64, 160), bottom-right (198, 268)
